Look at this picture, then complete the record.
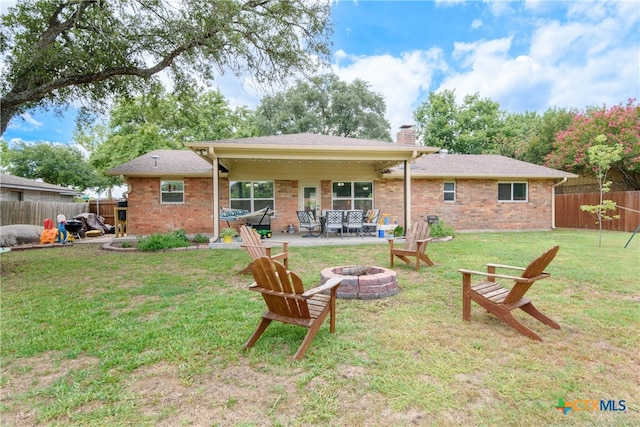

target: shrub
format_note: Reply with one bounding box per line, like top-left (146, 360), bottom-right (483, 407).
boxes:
top-left (429, 221), bottom-right (455, 238)
top-left (193, 234), bottom-right (209, 244)
top-left (137, 229), bottom-right (191, 252)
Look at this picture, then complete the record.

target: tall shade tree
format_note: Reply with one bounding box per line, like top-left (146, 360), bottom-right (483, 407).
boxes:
top-left (3, 141), bottom-right (108, 191)
top-left (254, 74), bottom-right (392, 141)
top-left (0, 0), bottom-right (332, 135)
top-left (413, 89), bottom-right (457, 149)
top-left (75, 86), bottom-right (257, 175)
top-left (522, 107), bottom-right (576, 165)
top-left (413, 90), bottom-right (503, 153)
top-left (494, 111), bottom-right (543, 160)
top-left (545, 100), bottom-right (640, 190)
top-left (455, 93), bottom-right (503, 154)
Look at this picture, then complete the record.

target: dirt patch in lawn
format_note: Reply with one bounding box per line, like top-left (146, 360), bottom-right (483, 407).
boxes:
top-left (1, 352), bottom-right (101, 426)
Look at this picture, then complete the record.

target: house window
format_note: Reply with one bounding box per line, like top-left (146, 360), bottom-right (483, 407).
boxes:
top-left (229, 181), bottom-right (274, 211)
top-left (161, 180), bottom-right (184, 203)
top-left (332, 181), bottom-right (373, 211)
top-left (443, 182), bottom-right (455, 202)
top-left (498, 182), bottom-right (528, 202)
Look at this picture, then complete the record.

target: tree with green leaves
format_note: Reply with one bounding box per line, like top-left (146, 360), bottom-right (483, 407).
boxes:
top-left (579, 137), bottom-right (623, 247)
top-left (413, 90), bottom-right (503, 153)
top-left (494, 111), bottom-right (543, 160)
top-left (254, 74), bottom-right (392, 141)
top-left (413, 89), bottom-right (457, 149)
top-left (1, 0), bottom-right (332, 135)
top-left (2, 141), bottom-right (109, 191)
top-left (545, 100), bottom-right (640, 190)
top-left (522, 107), bottom-right (575, 165)
top-left (75, 86), bottom-right (257, 176)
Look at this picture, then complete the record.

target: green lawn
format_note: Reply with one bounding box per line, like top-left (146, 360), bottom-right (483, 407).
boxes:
top-left (1, 229), bottom-right (638, 426)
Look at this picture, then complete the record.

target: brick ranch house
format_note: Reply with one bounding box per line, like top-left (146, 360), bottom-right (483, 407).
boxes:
top-left (106, 127), bottom-right (576, 237)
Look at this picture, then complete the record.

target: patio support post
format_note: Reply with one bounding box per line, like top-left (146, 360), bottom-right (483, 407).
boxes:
top-left (404, 158), bottom-right (412, 230)
top-left (212, 156), bottom-right (220, 240)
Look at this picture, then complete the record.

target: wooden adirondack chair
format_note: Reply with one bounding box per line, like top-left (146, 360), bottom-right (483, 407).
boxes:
top-left (388, 220), bottom-right (434, 271)
top-left (459, 245), bottom-right (561, 341)
top-left (243, 256), bottom-right (343, 360)
top-left (239, 225), bottom-right (289, 275)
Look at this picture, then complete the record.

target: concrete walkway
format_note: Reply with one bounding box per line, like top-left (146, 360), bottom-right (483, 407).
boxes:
top-left (77, 231), bottom-right (392, 248)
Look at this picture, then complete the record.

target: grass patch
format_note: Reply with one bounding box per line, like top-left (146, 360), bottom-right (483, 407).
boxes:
top-left (1, 229), bottom-right (638, 425)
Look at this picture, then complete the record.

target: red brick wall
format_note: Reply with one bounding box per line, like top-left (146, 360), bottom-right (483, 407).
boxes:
top-left (405, 178), bottom-right (553, 230)
top-left (127, 177), bottom-right (214, 235)
top-left (320, 178), bottom-right (552, 231)
top-left (128, 176), bottom-right (554, 235)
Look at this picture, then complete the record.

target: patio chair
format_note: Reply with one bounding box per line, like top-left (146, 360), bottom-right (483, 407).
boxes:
top-left (342, 210), bottom-right (364, 238)
top-left (243, 256), bottom-right (343, 360)
top-left (296, 210), bottom-right (322, 237)
top-left (388, 220), bottom-right (434, 271)
top-left (324, 210), bottom-right (344, 238)
top-left (362, 209), bottom-right (380, 236)
top-left (239, 225), bottom-right (289, 275)
top-left (459, 245), bottom-right (561, 341)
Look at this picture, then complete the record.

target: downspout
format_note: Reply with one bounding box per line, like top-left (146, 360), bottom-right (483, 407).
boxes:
top-left (551, 177), bottom-right (568, 229)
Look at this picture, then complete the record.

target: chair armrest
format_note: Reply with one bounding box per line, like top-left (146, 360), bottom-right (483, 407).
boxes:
top-left (486, 263), bottom-right (526, 271)
top-left (241, 243), bottom-right (287, 251)
top-left (416, 238), bottom-right (433, 244)
top-left (457, 269), bottom-right (546, 283)
top-left (302, 276), bottom-right (343, 297)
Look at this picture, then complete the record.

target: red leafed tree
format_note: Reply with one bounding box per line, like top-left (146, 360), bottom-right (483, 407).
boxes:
top-left (545, 100), bottom-right (640, 190)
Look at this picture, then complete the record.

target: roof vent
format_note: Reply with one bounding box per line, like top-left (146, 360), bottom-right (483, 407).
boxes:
top-left (151, 155), bottom-right (159, 167)
top-left (439, 149), bottom-right (448, 158)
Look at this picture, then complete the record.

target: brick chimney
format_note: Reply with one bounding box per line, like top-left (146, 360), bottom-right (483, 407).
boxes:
top-left (396, 124), bottom-right (416, 145)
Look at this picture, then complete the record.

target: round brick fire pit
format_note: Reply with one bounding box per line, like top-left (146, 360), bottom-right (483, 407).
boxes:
top-left (320, 265), bottom-right (398, 299)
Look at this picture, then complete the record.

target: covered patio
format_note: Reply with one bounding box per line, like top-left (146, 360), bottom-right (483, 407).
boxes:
top-left (185, 133), bottom-right (438, 241)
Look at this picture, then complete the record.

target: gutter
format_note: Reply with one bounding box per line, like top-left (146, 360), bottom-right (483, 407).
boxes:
top-left (551, 177), bottom-right (568, 229)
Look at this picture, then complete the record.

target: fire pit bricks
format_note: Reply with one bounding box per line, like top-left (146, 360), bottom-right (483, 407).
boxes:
top-left (320, 265), bottom-right (398, 299)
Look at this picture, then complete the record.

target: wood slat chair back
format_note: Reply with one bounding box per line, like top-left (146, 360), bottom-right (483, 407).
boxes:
top-left (239, 225), bottom-right (289, 274)
top-left (243, 256), bottom-right (343, 360)
top-left (459, 245), bottom-right (561, 341)
top-left (503, 245), bottom-right (559, 304)
top-left (388, 220), bottom-right (434, 270)
top-left (251, 256), bottom-right (310, 320)
top-left (403, 220), bottom-right (430, 251)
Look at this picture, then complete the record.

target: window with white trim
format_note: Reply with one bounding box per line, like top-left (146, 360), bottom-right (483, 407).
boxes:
top-left (498, 182), bottom-right (528, 202)
top-left (229, 181), bottom-right (274, 211)
top-left (443, 181), bottom-right (455, 202)
top-left (332, 181), bottom-right (373, 211)
top-left (161, 180), bottom-right (184, 203)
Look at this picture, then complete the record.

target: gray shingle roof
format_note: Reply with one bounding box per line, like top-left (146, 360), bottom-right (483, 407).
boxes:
top-left (0, 173), bottom-right (82, 195)
top-left (106, 150), bottom-right (212, 176)
top-left (200, 133), bottom-right (398, 147)
top-left (391, 154), bottom-right (577, 179)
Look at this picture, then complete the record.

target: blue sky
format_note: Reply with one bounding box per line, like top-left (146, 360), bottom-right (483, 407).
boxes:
top-left (2, 0), bottom-right (639, 145)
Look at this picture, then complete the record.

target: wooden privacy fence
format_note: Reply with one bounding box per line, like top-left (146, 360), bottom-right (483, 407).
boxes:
top-left (0, 201), bottom-right (89, 227)
top-left (88, 200), bottom-right (118, 226)
top-left (554, 191), bottom-right (640, 232)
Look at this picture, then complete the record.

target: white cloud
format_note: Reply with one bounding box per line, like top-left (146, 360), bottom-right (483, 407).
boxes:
top-left (482, 0), bottom-right (514, 17)
top-left (6, 112), bottom-right (44, 134)
top-left (470, 19), bottom-right (483, 29)
top-left (21, 112), bottom-right (43, 128)
top-left (432, 2), bottom-right (639, 114)
top-left (333, 48), bottom-right (447, 138)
